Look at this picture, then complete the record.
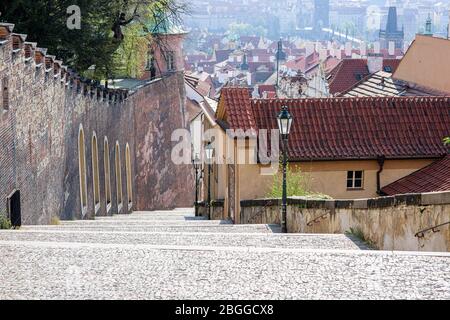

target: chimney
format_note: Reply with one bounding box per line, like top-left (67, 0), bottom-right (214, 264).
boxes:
top-left (345, 42), bottom-right (352, 57)
top-left (367, 53), bottom-right (384, 74)
top-left (305, 43), bottom-right (315, 57)
top-left (319, 49), bottom-right (328, 61)
top-left (327, 41), bottom-right (333, 51)
top-left (373, 41), bottom-right (381, 54)
top-left (388, 41), bottom-right (395, 56)
top-left (335, 48), bottom-right (342, 60)
top-left (247, 72), bottom-right (252, 86)
top-left (360, 42), bottom-right (367, 57)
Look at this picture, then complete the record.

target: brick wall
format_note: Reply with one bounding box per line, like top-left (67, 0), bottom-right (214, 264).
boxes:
top-left (240, 192), bottom-right (450, 252)
top-left (133, 74), bottom-right (194, 211)
top-left (0, 26), bottom-right (193, 225)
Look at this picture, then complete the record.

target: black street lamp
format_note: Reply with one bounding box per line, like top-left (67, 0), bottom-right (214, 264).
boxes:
top-left (192, 153), bottom-right (202, 217)
top-left (205, 142), bottom-right (214, 220)
top-left (277, 106), bottom-right (293, 233)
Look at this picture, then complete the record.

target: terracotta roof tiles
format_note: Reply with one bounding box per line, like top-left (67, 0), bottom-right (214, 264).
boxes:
top-left (219, 87), bottom-right (256, 132)
top-left (327, 59), bottom-right (402, 95)
top-left (218, 88), bottom-right (450, 161)
top-left (382, 155), bottom-right (450, 195)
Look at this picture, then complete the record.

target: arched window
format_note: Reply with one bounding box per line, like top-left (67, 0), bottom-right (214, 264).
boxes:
top-left (78, 125), bottom-right (88, 216)
top-left (104, 137), bottom-right (112, 212)
top-left (91, 133), bottom-right (100, 213)
top-left (115, 142), bottom-right (123, 212)
top-left (125, 143), bottom-right (133, 208)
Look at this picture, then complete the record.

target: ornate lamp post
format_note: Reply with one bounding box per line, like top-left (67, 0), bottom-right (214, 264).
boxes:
top-left (205, 142), bottom-right (214, 220)
top-left (277, 106), bottom-right (293, 233)
top-left (192, 153), bottom-right (202, 217)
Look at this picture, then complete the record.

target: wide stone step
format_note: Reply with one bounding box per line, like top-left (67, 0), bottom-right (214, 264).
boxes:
top-left (0, 240), bottom-right (448, 300)
top-left (0, 230), bottom-right (369, 250)
top-left (59, 219), bottom-right (230, 226)
top-left (95, 215), bottom-right (203, 221)
top-left (19, 224), bottom-right (278, 234)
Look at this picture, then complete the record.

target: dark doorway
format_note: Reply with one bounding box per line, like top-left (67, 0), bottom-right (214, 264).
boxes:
top-left (7, 190), bottom-right (21, 228)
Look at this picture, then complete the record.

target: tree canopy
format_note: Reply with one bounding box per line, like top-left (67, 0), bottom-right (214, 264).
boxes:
top-left (0, 0), bottom-right (187, 79)
top-left (227, 22), bottom-right (267, 41)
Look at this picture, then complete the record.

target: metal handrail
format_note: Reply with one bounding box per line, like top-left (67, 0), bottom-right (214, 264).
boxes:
top-left (307, 213), bottom-right (330, 227)
top-left (415, 221), bottom-right (450, 239)
top-left (247, 201), bottom-right (278, 224)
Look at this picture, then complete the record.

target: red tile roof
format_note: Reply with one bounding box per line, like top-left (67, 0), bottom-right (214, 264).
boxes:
top-left (213, 49), bottom-right (233, 63)
top-left (258, 84), bottom-right (276, 96)
top-left (285, 52), bottom-right (320, 73)
top-left (219, 87), bottom-right (256, 132)
top-left (383, 59), bottom-right (401, 72)
top-left (248, 62), bottom-right (275, 73)
top-left (218, 88), bottom-right (450, 161)
top-left (240, 36), bottom-right (260, 47)
top-left (382, 155), bottom-right (450, 195)
top-left (327, 59), bottom-right (370, 94)
top-left (327, 59), bottom-right (401, 95)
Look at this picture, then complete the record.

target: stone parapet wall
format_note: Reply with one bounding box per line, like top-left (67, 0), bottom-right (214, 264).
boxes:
top-left (240, 192), bottom-right (450, 252)
top-left (197, 200), bottom-right (225, 220)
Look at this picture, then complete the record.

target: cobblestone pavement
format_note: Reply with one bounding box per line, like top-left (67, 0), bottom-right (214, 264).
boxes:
top-left (0, 210), bottom-right (448, 300)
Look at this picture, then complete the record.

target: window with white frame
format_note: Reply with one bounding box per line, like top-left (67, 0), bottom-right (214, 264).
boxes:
top-left (166, 51), bottom-right (175, 71)
top-left (347, 171), bottom-right (364, 189)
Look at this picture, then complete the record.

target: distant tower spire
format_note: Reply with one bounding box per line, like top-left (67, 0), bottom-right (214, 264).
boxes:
top-left (240, 54), bottom-right (249, 71)
top-left (448, 7), bottom-right (450, 39)
top-left (424, 14), bottom-right (433, 36)
top-left (379, 6), bottom-right (404, 49)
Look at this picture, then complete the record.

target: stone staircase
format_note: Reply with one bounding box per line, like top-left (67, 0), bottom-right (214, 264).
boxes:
top-left (0, 209), bottom-right (448, 299)
top-left (11, 209), bottom-right (368, 250)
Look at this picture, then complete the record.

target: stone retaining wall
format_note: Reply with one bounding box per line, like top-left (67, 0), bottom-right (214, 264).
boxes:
top-left (197, 200), bottom-right (225, 220)
top-left (240, 192), bottom-right (450, 252)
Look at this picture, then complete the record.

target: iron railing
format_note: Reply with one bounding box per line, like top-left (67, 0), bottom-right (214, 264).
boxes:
top-left (307, 212), bottom-right (331, 227)
top-left (415, 221), bottom-right (450, 239)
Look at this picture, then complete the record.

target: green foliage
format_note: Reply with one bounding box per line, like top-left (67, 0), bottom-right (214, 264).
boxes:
top-left (0, 215), bottom-right (12, 230)
top-left (266, 165), bottom-right (330, 199)
top-left (0, 0), bottom-right (123, 78)
top-left (0, 0), bottom-right (184, 79)
top-left (227, 22), bottom-right (267, 41)
top-left (50, 216), bottom-right (61, 226)
top-left (112, 23), bottom-right (148, 78)
top-left (444, 137), bottom-right (450, 146)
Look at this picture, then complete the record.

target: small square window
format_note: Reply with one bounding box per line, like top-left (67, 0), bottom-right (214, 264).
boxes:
top-left (347, 171), bottom-right (364, 189)
top-left (165, 51), bottom-right (176, 72)
top-left (2, 77), bottom-right (9, 111)
top-left (347, 179), bottom-right (354, 189)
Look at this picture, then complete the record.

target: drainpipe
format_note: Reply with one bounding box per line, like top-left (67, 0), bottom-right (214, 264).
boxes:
top-left (376, 155), bottom-right (386, 196)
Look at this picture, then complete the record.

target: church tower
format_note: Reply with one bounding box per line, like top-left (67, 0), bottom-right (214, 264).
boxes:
top-left (379, 7), bottom-right (404, 49)
top-left (141, 11), bottom-right (188, 80)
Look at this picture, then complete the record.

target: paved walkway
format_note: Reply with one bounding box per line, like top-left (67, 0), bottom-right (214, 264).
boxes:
top-left (0, 209), bottom-right (448, 300)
